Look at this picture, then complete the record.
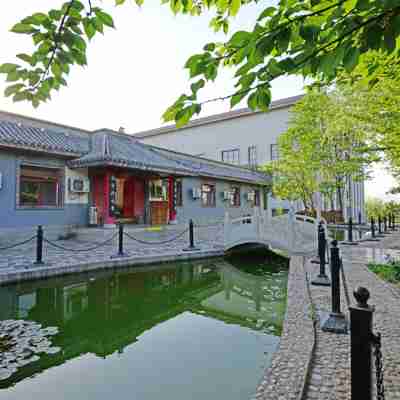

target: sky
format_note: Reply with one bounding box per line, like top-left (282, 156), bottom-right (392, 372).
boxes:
top-left (0, 1), bottom-right (397, 201)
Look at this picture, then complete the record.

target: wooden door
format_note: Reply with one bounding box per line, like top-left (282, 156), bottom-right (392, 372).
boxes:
top-left (150, 201), bottom-right (169, 225)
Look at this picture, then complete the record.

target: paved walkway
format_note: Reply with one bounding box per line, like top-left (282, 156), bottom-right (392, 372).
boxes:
top-left (0, 224), bottom-right (224, 284)
top-left (257, 230), bottom-right (400, 400)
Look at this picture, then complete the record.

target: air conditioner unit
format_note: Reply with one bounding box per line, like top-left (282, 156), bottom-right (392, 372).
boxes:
top-left (192, 188), bottom-right (202, 199)
top-left (69, 177), bottom-right (90, 193)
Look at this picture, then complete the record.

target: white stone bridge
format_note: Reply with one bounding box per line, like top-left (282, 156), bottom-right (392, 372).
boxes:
top-left (223, 210), bottom-right (323, 256)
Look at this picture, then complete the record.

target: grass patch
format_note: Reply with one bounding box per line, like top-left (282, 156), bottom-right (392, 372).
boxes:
top-left (368, 260), bottom-right (400, 285)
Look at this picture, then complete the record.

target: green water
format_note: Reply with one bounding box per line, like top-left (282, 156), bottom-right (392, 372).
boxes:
top-left (0, 251), bottom-right (288, 400)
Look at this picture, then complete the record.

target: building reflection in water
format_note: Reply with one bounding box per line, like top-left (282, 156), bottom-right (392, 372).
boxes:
top-left (0, 256), bottom-right (288, 388)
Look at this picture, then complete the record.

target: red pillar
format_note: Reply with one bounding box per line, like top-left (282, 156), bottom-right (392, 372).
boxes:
top-left (168, 176), bottom-right (177, 223)
top-left (103, 171), bottom-right (116, 226)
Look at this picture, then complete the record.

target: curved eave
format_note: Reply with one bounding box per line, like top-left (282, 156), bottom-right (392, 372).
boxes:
top-left (0, 142), bottom-right (82, 158)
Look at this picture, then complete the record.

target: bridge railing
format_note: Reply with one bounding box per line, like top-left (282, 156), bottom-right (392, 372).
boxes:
top-left (224, 209), bottom-right (321, 254)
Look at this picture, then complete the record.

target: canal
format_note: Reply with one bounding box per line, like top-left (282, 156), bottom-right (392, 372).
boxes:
top-left (0, 250), bottom-right (288, 400)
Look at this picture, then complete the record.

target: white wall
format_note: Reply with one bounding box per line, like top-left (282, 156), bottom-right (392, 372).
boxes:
top-left (140, 107), bottom-right (291, 165)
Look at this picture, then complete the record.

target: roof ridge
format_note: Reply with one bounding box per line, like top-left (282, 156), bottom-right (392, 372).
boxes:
top-left (133, 94), bottom-right (304, 139)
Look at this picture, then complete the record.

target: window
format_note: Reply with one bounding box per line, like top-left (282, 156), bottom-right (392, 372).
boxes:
top-left (248, 146), bottom-right (257, 168)
top-left (270, 144), bottom-right (279, 161)
top-left (201, 183), bottom-right (216, 207)
top-left (175, 179), bottom-right (183, 207)
top-left (230, 186), bottom-right (241, 207)
top-left (19, 165), bottom-right (63, 208)
top-left (149, 179), bottom-right (168, 201)
top-left (221, 149), bottom-right (240, 165)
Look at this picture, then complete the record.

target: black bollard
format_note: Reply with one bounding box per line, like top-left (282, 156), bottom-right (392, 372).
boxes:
top-left (388, 214), bottom-right (392, 230)
top-left (378, 216), bottom-right (383, 235)
top-left (34, 225), bottom-right (44, 265)
top-left (393, 214), bottom-right (396, 231)
top-left (321, 240), bottom-right (348, 334)
top-left (350, 287), bottom-right (374, 400)
top-left (111, 224), bottom-right (129, 258)
top-left (358, 211), bottom-right (362, 226)
top-left (384, 216), bottom-right (390, 234)
top-left (364, 217), bottom-right (379, 242)
top-left (183, 219), bottom-right (200, 251)
top-left (312, 224), bottom-right (330, 286)
top-left (342, 216), bottom-right (359, 245)
top-left (311, 222), bottom-right (326, 264)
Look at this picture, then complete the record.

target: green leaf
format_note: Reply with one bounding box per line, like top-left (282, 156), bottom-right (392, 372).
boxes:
top-left (95, 10), bottom-right (115, 27)
top-left (116, 0), bottom-right (126, 4)
top-left (93, 18), bottom-right (104, 33)
top-left (229, 0), bottom-right (241, 17)
top-left (4, 84), bottom-right (24, 97)
top-left (6, 71), bottom-right (21, 82)
top-left (257, 7), bottom-right (276, 21)
top-left (16, 54), bottom-right (33, 65)
top-left (83, 19), bottom-right (96, 40)
top-left (0, 63), bottom-right (19, 74)
top-left (229, 31), bottom-right (251, 48)
top-left (247, 91), bottom-right (258, 110)
top-left (31, 13), bottom-right (48, 25)
top-left (10, 23), bottom-right (36, 34)
top-left (51, 62), bottom-right (62, 78)
top-left (230, 90), bottom-right (247, 107)
top-left (49, 10), bottom-right (63, 20)
top-left (13, 92), bottom-right (28, 102)
top-left (343, 47), bottom-right (360, 72)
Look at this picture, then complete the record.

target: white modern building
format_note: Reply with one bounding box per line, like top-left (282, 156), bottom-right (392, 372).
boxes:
top-left (135, 95), bottom-right (365, 222)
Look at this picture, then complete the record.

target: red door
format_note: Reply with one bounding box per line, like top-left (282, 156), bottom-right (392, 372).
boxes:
top-left (123, 178), bottom-right (135, 218)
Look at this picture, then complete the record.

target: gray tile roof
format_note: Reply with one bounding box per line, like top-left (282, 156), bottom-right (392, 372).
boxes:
top-left (0, 116), bottom-right (269, 185)
top-left (0, 120), bottom-right (89, 155)
top-left (68, 130), bottom-right (192, 174)
top-left (69, 130), bottom-right (269, 185)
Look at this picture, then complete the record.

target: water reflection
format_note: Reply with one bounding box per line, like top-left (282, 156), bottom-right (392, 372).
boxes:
top-left (0, 253), bottom-right (288, 400)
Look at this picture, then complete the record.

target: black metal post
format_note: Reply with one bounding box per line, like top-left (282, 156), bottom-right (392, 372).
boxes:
top-left (358, 211), bottom-right (362, 226)
top-left (393, 214), bottom-right (396, 231)
top-left (34, 225), bottom-right (44, 265)
top-left (371, 217), bottom-right (375, 238)
top-left (111, 224), bottom-right (129, 258)
top-left (311, 222), bottom-right (325, 264)
top-left (312, 224), bottom-right (330, 286)
top-left (348, 217), bottom-right (353, 242)
top-left (384, 216), bottom-right (390, 234)
top-left (378, 216), bottom-right (383, 235)
top-left (388, 214), bottom-right (392, 230)
top-left (342, 216), bottom-right (359, 245)
top-left (183, 219), bottom-right (200, 251)
top-left (350, 287), bottom-right (374, 400)
top-left (321, 240), bottom-right (348, 334)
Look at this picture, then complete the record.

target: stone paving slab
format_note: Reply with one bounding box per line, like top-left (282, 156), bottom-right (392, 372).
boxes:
top-left (0, 225), bottom-right (224, 285)
top-left (258, 230), bottom-right (400, 400)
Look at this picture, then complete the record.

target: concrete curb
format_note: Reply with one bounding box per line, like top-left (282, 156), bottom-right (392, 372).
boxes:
top-left (0, 248), bottom-right (224, 286)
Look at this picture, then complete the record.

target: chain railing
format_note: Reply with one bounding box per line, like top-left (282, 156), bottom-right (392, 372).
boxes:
top-left (124, 228), bottom-right (188, 246)
top-left (372, 333), bottom-right (385, 400)
top-left (44, 233), bottom-right (118, 252)
top-left (0, 235), bottom-right (36, 251)
top-left (339, 258), bottom-right (351, 308)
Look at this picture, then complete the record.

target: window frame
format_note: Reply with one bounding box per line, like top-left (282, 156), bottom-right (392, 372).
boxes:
top-left (17, 162), bottom-right (64, 209)
top-left (201, 183), bottom-right (216, 207)
top-left (175, 179), bottom-right (183, 207)
top-left (248, 145), bottom-right (257, 168)
top-left (221, 148), bottom-right (240, 165)
top-left (230, 186), bottom-right (241, 207)
top-left (270, 144), bottom-right (279, 161)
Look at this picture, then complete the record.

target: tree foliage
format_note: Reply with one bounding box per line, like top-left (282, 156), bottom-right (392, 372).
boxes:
top-left (264, 88), bottom-right (379, 212)
top-left (1, 0), bottom-right (400, 126)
